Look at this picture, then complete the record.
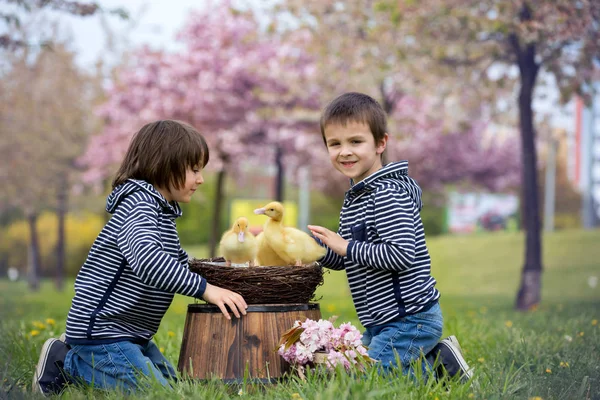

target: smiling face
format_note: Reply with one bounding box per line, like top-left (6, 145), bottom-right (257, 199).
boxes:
top-left (324, 121), bottom-right (388, 183)
top-left (159, 165), bottom-right (204, 203)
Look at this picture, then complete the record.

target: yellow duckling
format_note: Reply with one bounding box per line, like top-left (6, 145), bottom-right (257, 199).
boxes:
top-left (219, 217), bottom-right (257, 267)
top-left (254, 201), bottom-right (326, 266)
top-left (255, 231), bottom-right (287, 267)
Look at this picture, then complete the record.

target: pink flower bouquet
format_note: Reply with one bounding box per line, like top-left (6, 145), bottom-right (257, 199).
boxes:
top-left (278, 318), bottom-right (375, 374)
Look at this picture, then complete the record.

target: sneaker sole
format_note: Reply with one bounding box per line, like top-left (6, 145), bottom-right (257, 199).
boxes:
top-left (445, 336), bottom-right (473, 381)
top-left (32, 338), bottom-right (58, 395)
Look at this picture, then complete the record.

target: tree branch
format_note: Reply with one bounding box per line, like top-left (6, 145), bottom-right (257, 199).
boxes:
top-left (539, 41), bottom-right (572, 66)
top-left (508, 32), bottom-right (522, 62)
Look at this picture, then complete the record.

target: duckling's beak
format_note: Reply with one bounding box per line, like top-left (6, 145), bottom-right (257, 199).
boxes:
top-left (254, 208), bottom-right (266, 215)
top-left (238, 231), bottom-right (245, 243)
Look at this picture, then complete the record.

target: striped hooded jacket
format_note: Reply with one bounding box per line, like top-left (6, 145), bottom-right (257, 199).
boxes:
top-left (319, 161), bottom-right (440, 327)
top-left (65, 180), bottom-right (206, 345)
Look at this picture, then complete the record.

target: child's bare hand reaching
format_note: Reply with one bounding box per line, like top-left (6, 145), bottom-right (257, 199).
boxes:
top-left (202, 283), bottom-right (248, 320)
top-left (308, 225), bottom-right (349, 257)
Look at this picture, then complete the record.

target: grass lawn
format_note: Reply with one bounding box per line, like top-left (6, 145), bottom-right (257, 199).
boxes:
top-left (1, 229), bottom-right (598, 399)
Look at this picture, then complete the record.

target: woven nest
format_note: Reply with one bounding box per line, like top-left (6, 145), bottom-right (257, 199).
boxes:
top-left (189, 258), bottom-right (325, 304)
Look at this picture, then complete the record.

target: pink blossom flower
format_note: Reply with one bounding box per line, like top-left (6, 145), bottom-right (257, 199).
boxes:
top-left (278, 318), bottom-right (374, 372)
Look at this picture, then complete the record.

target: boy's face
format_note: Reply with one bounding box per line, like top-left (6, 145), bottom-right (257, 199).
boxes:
top-left (323, 121), bottom-right (387, 183)
top-left (161, 165), bottom-right (204, 203)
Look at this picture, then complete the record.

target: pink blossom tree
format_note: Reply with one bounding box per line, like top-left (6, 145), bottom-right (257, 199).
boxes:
top-left (82, 2), bottom-right (320, 256)
top-left (373, 0), bottom-right (600, 310)
top-left (388, 94), bottom-right (521, 193)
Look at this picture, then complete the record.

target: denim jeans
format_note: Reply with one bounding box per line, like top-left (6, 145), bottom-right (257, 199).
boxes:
top-left (64, 340), bottom-right (176, 392)
top-left (362, 302), bottom-right (443, 376)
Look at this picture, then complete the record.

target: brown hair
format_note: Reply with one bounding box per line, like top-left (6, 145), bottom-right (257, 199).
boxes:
top-left (319, 92), bottom-right (388, 145)
top-left (112, 120), bottom-right (209, 190)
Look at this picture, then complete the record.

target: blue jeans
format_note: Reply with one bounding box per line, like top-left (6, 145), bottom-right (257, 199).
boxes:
top-left (362, 302), bottom-right (443, 376)
top-left (64, 340), bottom-right (176, 392)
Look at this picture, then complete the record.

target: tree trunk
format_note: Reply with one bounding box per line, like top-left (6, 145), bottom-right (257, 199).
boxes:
top-left (27, 212), bottom-right (41, 291)
top-left (209, 168), bottom-right (227, 258)
top-left (275, 145), bottom-right (284, 202)
top-left (379, 80), bottom-right (401, 164)
top-left (515, 37), bottom-right (543, 311)
top-left (55, 172), bottom-right (68, 291)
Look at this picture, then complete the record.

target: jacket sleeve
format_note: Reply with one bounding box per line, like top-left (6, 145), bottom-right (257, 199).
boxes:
top-left (117, 202), bottom-right (207, 298)
top-left (178, 247), bottom-right (190, 266)
top-left (346, 187), bottom-right (416, 271)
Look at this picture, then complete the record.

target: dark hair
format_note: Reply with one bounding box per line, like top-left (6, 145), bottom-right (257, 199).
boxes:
top-left (112, 120), bottom-right (209, 190)
top-left (319, 92), bottom-right (388, 144)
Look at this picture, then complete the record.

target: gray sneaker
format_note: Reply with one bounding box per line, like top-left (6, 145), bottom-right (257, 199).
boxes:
top-left (427, 335), bottom-right (473, 383)
top-left (32, 337), bottom-right (70, 396)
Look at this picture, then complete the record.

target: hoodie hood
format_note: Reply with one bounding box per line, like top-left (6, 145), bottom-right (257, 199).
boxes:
top-left (106, 179), bottom-right (182, 217)
top-left (347, 161), bottom-right (423, 210)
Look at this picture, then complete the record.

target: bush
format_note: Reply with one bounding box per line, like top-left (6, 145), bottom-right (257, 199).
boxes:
top-left (309, 191), bottom-right (343, 232)
top-left (420, 191), bottom-right (447, 236)
top-left (1, 212), bottom-right (104, 277)
top-left (553, 212), bottom-right (581, 230)
top-left (421, 204), bottom-right (446, 236)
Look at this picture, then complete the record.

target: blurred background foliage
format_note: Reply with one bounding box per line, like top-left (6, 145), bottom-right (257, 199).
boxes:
top-left (1, 211), bottom-right (104, 277)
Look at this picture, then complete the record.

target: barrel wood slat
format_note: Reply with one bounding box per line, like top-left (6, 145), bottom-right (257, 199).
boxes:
top-left (178, 303), bottom-right (321, 382)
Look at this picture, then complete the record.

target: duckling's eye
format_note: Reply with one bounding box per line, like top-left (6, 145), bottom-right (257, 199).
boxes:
top-left (269, 208), bottom-right (274, 211)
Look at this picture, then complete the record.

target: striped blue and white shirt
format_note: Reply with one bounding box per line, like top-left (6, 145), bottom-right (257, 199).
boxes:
top-left (319, 161), bottom-right (440, 327)
top-left (65, 179), bottom-right (206, 345)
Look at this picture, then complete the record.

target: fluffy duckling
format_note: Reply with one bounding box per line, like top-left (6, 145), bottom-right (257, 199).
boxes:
top-left (219, 217), bottom-right (257, 267)
top-left (255, 232), bottom-right (288, 267)
top-left (254, 202), bottom-right (326, 266)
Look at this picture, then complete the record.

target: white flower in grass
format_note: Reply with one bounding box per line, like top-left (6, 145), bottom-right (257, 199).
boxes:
top-left (564, 335), bottom-right (573, 342)
top-left (588, 276), bottom-right (598, 288)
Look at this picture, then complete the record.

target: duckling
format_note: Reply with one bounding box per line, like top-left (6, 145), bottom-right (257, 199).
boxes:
top-left (254, 201), bottom-right (326, 266)
top-left (219, 217), bottom-right (257, 267)
top-left (255, 231), bottom-right (288, 266)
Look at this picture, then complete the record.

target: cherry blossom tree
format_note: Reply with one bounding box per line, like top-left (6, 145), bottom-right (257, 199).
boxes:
top-left (376, 0), bottom-right (600, 310)
top-left (82, 2), bottom-right (320, 256)
top-left (269, 0), bottom-right (599, 310)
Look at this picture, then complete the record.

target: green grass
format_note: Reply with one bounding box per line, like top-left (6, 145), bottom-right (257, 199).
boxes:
top-left (1, 229), bottom-right (599, 399)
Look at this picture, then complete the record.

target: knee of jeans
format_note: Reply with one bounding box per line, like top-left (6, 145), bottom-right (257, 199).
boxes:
top-left (405, 323), bottom-right (442, 365)
top-left (418, 319), bottom-right (443, 346)
top-left (365, 325), bottom-right (406, 366)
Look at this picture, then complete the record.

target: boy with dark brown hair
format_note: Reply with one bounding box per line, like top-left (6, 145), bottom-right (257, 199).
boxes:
top-left (309, 92), bottom-right (472, 381)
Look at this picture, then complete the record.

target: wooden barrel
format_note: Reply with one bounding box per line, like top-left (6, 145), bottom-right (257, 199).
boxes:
top-left (177, 303), bottom-right (321, 382)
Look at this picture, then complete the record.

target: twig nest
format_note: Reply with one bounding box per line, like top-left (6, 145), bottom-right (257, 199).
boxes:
top-left (189, 257), bottom-right (325, 304)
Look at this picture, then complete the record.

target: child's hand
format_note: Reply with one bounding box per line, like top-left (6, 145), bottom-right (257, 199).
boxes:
top-left (202, 283), bottom-right (248, 320)
top-left (307, 225), bottom-right (348, 257)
